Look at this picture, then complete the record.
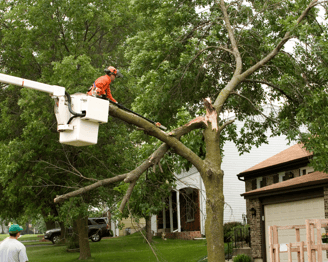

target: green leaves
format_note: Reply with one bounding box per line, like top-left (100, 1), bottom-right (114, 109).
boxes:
top-left (0, 0), bottom-right (139, 222)
top-left (51, 55), bottom-right (98, 93)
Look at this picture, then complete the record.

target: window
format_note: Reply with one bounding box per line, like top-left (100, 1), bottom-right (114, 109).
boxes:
top-left (300, 166), bottom-right (314, 176)
top-left (185, 189), bottom-right (195, 222)
top-left (252, 179), bottom-right (256, 190)
top-left (251, 177), bottom-right (266, 189)
top-left (273, 174), bottom-right (279, 183)
top-left (283, 171), bottom-right (294, 181)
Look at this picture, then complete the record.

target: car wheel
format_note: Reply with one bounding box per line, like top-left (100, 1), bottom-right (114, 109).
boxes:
top-left (90, 232), bottom-right (101, 242)
top-left (51, 234), bottom-right (61, 244)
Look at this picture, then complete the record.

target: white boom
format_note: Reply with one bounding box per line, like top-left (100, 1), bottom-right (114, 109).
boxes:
top-left (0, 73), bottom-right (66, 97)
top-left (0, 73), bottom-right (109, 146)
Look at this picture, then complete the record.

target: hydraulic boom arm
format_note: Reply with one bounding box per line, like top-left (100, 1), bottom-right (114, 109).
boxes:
top-left (0, 73), bottom-right (65, 97)
top-left (0, 72), bottom-right (109, 146)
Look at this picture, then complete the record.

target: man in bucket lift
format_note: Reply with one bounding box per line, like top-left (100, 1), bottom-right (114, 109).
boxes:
top-left (87, 66), bottom-right (123, 102)
top-left (87, 66), bottom-right (167, 130)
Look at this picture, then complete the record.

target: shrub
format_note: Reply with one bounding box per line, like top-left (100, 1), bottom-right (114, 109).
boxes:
top-left (233, 254), bottom-right (252, 262)
top-left (224, 221), bottom-right (243, 242)
top-left (66, 235), bottom-right (79, 250)
top-left (233, 224), bottom-right (250, 242)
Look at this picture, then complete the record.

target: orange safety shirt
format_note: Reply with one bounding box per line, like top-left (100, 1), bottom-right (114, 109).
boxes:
top-left (87, 75), bottom-right (117, 103)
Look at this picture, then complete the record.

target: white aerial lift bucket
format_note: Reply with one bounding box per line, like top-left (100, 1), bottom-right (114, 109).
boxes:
top-left (0, 73), bottom-right (109, 147)
top-left (55, 93), bottom-right (109, 146)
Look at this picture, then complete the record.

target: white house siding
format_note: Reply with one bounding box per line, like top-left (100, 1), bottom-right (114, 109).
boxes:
top-left (222, 131), bottom-right (296, 223)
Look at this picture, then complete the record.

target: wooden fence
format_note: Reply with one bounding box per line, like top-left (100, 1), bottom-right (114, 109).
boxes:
top-left (269, 219), bottom-right (328, 262)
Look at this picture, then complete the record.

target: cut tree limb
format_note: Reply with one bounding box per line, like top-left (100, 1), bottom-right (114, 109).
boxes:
top-left (119, 179), bottom-right (137, 213)
top-left (54, 118), bottom-right (205, 204)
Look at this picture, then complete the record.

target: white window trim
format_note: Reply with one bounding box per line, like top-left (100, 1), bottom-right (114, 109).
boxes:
top-left (299, 166), bottom-right (314, 176)
top-left (256, 177), bottom-right (263, 189)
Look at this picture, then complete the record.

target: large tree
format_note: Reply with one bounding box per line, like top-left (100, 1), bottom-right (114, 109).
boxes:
top-left (0, 0), bottom-right (138, 259)
top-left (53, 0), bottom-right (326, 261)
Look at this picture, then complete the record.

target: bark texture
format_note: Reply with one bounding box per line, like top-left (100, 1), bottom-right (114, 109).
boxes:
top-left (146, 215), bottom-right (153, 243)
top-left (202, 115), bottom-right (225, 261)
top-left (76, 216), bottom-right (91, 260)
top-left (60, 222), bottom-right (66, 243)
top-left (44, 220), bottom-right (56, 231)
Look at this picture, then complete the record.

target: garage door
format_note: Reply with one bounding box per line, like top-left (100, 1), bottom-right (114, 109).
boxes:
top-left (264, 197), bottom-right (326, 262)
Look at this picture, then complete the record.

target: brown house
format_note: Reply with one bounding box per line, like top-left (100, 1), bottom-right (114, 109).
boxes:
top-left (238, 144), bottom-right (328, 262)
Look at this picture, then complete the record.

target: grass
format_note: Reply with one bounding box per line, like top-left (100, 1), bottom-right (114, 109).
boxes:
top-left (0, 234), bottom-right (52, 246)
top-left (0, 234), bottom-right (42, 241)
top-left (1, 233), bottom-right (208, 262)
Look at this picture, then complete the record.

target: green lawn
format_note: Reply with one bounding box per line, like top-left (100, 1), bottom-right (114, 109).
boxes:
top-left (1, 233), bottom-right (208, 262)
top-left (0, 234), bottom-right (43, 242)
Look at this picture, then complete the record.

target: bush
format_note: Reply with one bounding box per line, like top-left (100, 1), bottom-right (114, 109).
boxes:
top-left (224, 222), bottom-right (243, 242)
top-left (66, 235), bottom-right (79, 250)
top-left (233, 224), bottom-right (250, 242)
top-left (233, 254), bottom-right (252, 262)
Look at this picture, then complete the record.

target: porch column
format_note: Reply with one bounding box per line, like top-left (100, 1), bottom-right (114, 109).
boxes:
top-left (163, 206), bottom-right (166, 231)
top-left (177, 190), bottom-right (181, 232)
top-left (169, 193), bottom-right (173, 232)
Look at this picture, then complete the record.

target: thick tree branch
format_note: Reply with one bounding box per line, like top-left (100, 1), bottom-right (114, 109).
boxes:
top-left (124, 143), bottom-right (170, 183)
top-left (119, 180), bottom-right (137, 213)
top-left (204, 98), bottom-right (218, 131)
top-left (213, 0), bottom-right (243, 113)
top-left (220, 0), bottom-right (242, 74)
top-left (54, 174), bottom-right (127, 203)
top-left (108, 104), bottom-right (204, 171)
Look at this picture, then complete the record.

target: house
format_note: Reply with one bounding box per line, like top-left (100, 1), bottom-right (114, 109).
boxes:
top-left (111, 216), bottom-right (151, 237)
top-left (0, 220), bottom-right (9, 234)
top-left (156, 167), bottom-right (206, 240)
top-left (238, 144), bottom-right (328, 262)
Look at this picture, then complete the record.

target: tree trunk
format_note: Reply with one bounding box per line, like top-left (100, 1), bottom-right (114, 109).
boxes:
top-left (44, 219), bottom-right (57, 230)
top-left (60, 222), bottom-right (66, 244)
top-left (26, 221), bottom-right (29, 234)
top-left (1, 219), bottom-right (4, 234)
top-left (202, 125), bottom-right (225, 262)
top-left (42, 205), bottom-right (59, 230)
top-left (76, 215), bottom-right (91, 260)
top-left (146, 215), bottom-right (152, 243)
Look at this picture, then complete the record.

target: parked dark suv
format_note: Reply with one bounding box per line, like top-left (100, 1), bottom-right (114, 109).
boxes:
top-left (44, 217), bottom-right (112, 244)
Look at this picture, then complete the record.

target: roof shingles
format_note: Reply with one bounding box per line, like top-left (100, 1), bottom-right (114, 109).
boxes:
top-left (240, 144), bottom-right (312, 174)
